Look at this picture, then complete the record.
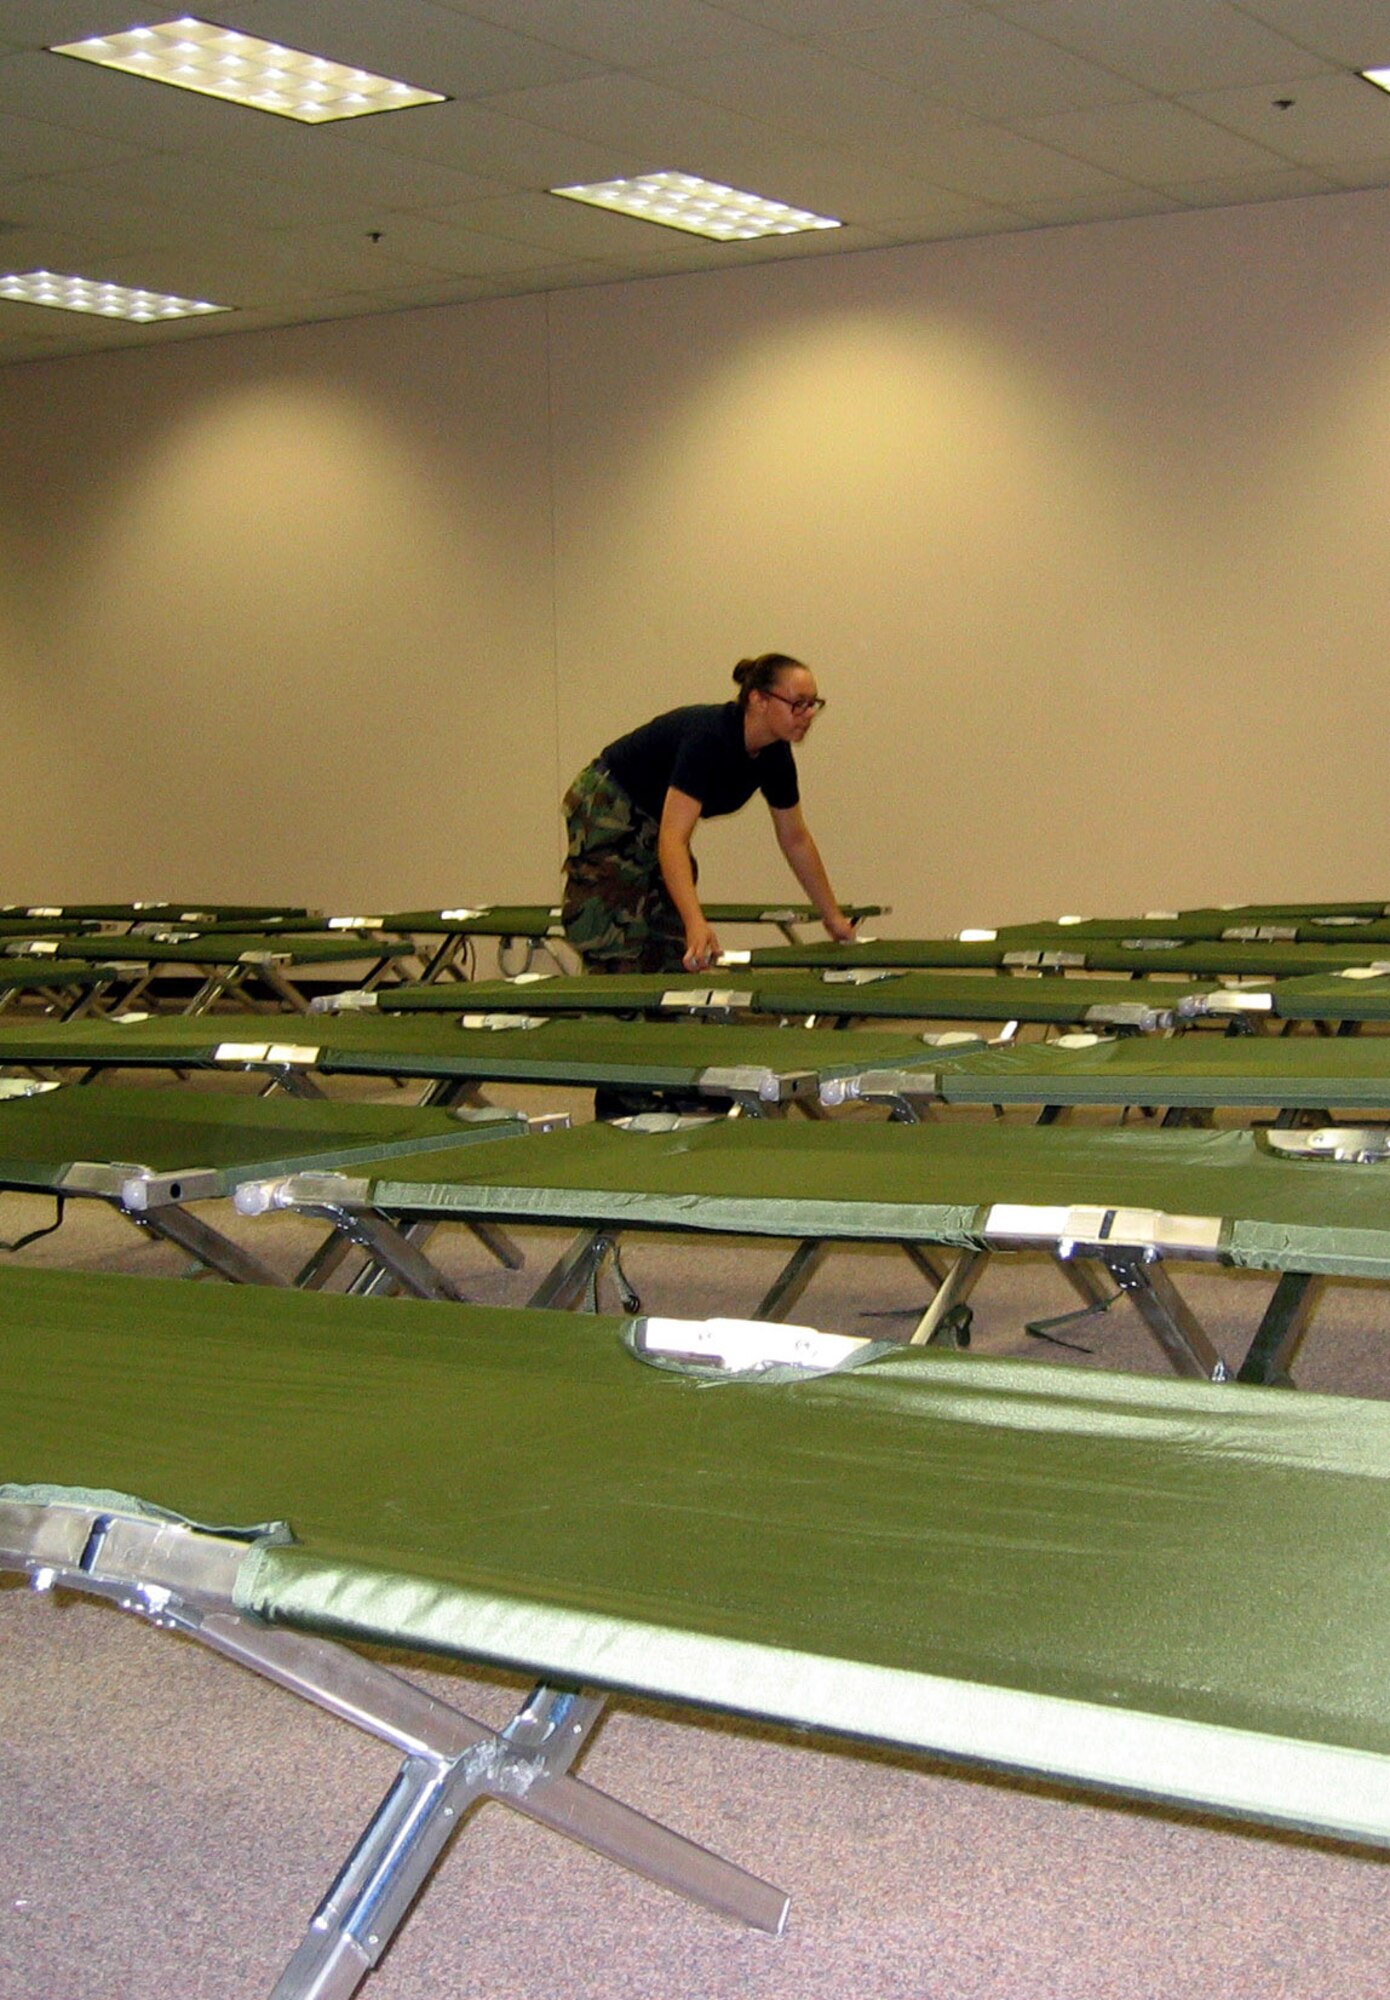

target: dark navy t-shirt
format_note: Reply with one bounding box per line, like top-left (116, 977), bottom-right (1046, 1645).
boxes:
top-left (601, 703), bottom-right (799, 823)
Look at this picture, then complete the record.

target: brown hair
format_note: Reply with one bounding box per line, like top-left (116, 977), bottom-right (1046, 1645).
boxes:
top-left (731, 652), bottom-right (804, 707)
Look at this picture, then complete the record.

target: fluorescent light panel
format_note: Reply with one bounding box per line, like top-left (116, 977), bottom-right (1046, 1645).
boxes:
top-left (0, 271), bottom-right (230, 321)
top-left (551, 171), bottom-right (841, 241)
top-left (50, 17), bottom-right (447, 123)
top-left (1362, 66), bottom-right (1390, 94)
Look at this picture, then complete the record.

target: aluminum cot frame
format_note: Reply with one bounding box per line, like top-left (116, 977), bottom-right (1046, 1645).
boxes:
top-left (725, 935), bottom-right (1390, 980)
top-left (0, 959), bottom-right (121, 1019)
top-left (192, 903), bottom-right (889, 981)
top-left (0, 1084), bottom-right (527, 1286)
top-left (4, 932), bottom-right (411, 1013)
top-left (0, 1011), bottom-right (955, 1118)
top-left (818, 1027), bottom-right (1390, 1123)
top-left (327, 968), bottom-right (1225, 1033)
top-left (233, 1115), bottom-right (1390, 1388)
top-left (11, 1267), bottom-right (1390, 1998)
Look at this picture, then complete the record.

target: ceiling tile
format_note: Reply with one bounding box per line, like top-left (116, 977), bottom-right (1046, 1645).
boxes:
top-left (431, 0), bottom-right (786, 68)
top-left (1159, 164), bottom-right (1344, 205)
top-left (706, 0), bottom-right (970, 36)
top-left (333, 210), bottom-right (594, 278)
top-left (0, 109), bottom-right (140, 175)
top-left (987, 0), bottom-right (1336, 94)
top-left (808, 10), bottom-right (1151, 121)
top-left (1016, 97), bottom-right (1294, 184)
top-left (1178, 72), bottom-right (1390, 169)
top-left (222, 0), bottom-right (605, 98)
top-left (1234, 0), bottom-right (1390, 70)
top-left (339, 98), bottom-right (651, 186)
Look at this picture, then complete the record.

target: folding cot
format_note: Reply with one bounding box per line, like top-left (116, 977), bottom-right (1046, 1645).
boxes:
top-left (9, 1264), bottom-right (1390, 1999)
top-left (1, 900), bottom-right (316, 926)
top-left (4, 932), bottom-right (411, 1013)
top-left (191, 906), bottom-right (575, 982)
top-left (327, 968), bottom-right (1222, 1032)
top-left (213, 903), bottom-right (888, 980)
top-left (984, 913), bottom-right (1390, 944)
top-left (818, 1027), bottom-right (1390, 1120)
top-left (0, 1011), bottom-right (954, 1117)
top-left (235, 1114), bottom-right (1390, 1386)
top-left (1120, 970), bottom-right (1390, 1037)
top-left (1179, 900), bottom-right (1390, 920)
top-left (0, 1084), bottom-right (525, 1285)
top-left (726, 935), bottom-right (1390, 979)
top-left (0, 914), bottom-right (92, 938)
top-left (1260, 969), bottom-right (1390, 1028)
top-left (0, 959), bottom-right (120, 1018)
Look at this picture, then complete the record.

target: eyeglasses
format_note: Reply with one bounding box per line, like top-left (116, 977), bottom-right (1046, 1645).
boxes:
top-left (762, 689), bottom-right (827, 716)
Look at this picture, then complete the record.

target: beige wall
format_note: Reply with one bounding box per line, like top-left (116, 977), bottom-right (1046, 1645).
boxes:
top-left (4, 185), bottom-right (1390, 927)
top-left (0, 298), bottom-right (557, 908)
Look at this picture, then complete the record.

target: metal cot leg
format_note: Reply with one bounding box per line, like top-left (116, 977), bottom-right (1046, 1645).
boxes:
top-left (5, 1512), bottom-right (790, 2000)
top-left (1235, 1271), bottom-right (1322, 1387)
top-left (1099, 1251), bottom-right (1228, 1380)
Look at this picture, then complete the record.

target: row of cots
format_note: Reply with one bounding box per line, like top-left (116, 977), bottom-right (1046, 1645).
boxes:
top-left (8, 894), bottom-right (1390, 1383)
top-left (11, 894), bottom-right (1390, 1999)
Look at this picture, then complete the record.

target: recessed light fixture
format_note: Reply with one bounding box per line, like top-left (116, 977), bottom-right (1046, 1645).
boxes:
top-left (50, 17), bottom-right (448, 124)
top-left (1360, 66), bottom-right (1390, 95)
top-left (0, 271), bottom-right (231, 322)
top-left (551, 171), bottom-right (841, 242)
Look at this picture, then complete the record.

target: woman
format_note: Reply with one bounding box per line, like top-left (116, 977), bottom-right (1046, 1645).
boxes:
top-left (562, 652), bottom-right (857, 974)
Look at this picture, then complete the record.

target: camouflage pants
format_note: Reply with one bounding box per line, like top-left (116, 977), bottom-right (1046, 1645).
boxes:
top-left (561, 760), bottom-right (690, 974)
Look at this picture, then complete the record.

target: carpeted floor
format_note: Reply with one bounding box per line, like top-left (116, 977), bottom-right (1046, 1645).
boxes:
top-left (3, 1071), bottom-right (1390, 1998)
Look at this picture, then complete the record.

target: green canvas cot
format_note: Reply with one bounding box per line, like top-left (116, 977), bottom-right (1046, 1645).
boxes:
top-left (8, 1265), bottom-right (1390, 1994)
top-left (0, 1083), bottom-right (525, 1287)
top-left (0, 1011), bottom-right (953, 1115)
top-left (333, 968), bottom-right (1215, 1031)
top-left (235, 1115), bottom-right (1390, 1387)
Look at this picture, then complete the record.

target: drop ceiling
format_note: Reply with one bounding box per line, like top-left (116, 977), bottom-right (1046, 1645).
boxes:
top-left (2, 0), bottom-right (1389, 365)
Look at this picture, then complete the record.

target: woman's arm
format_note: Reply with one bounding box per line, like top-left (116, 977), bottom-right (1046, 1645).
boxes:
top-left (769, 803), bottom-right (857, 942)
top-left (658, 787), bottom-right (722, 969)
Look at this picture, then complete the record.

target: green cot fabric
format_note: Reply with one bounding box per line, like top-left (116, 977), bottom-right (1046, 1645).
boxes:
top-left (322, 1117), bottom-right (1390, 1273)
top-left (1272, 974), bottom-right (1390, 1022)
top-left (702, 902), bottom-right (884, 923)
top-left (9, 1266), bottom-right (1390, 1838)
top-left (232, 908), bottom-right (563, 939)
top-left (43, 933), bottom-right (408, 968)
top-left (0, 1014), bottom-right (948, 1092)
top-left (993, 915), bottom-right (1390, 944)
top-left (741, 938), bottom-right (1390, 978)
top-left (371, 971), bottom-right (1219, 1025)
top-left (0, 961), bottom-right (108, 996)
top-left (1180, 902), bottom-right (1390, 920)
top-left (927, 1033), bottom-right (1390, 1108)
top-left (0, 903), bottom-right (314, 923)
top-left (0, 916), bottom-right (88, 937)
top-left (383, 906), bottom-right (559, 937)
top-left (0, 1084), bottom-right (522, 1192)
top-left (219, 905), bottom-right (884, 939)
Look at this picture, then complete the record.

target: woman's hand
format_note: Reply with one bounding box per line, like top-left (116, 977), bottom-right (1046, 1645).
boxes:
top-left (682, 921), bottom-right (723, 971)
top-left (823, 910), bottom-right (859, 944)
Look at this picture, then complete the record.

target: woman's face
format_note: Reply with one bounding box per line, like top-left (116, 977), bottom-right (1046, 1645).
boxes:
top-left (756, 665), bottom-right (823, 744)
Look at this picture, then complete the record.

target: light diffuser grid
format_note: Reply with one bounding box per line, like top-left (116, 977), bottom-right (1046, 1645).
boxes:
top-left (0, 272), bottom-right (231, 322)
top-left (551, 172), bottom-right (841, 242)
top-left (50, 17), bottom-right (447, 124)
